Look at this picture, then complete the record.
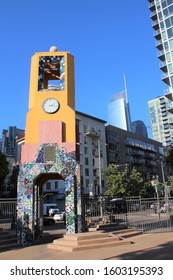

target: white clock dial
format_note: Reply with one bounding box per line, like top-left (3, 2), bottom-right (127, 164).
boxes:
top-left (42, 98), bottom-right (60, 113)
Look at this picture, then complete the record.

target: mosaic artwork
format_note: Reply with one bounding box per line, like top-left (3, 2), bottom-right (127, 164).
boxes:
top-left (17, 144), bottom-right (82, 246)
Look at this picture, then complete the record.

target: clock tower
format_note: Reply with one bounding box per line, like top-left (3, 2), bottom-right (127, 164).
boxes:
top-left (21, 46), bottom-right (76, 162)
top-left (17, 47), bottom-right (82, 245)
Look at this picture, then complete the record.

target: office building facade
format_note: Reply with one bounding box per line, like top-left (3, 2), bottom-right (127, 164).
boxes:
top-left (107, 90), bottom-right (132, 132)
top-left (149, 0), bottom-right (173, 146)
top-left (148, 95), bottom-right (173, 146)
top-left (0, 126), bottom-right (25, 160)
top-left (106, 125), bottom-right (164, 181)
top-left (132, 120), bottom-right (148, 138)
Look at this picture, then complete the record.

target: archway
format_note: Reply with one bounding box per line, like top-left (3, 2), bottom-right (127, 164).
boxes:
top-left (17, 144), bottom-right (83, 246)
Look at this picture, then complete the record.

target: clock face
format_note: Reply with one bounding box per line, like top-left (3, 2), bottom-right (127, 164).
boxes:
top-left (42, 98), bottom-right (60, 113)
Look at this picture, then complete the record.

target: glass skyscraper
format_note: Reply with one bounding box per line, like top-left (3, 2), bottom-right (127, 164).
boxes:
top-left (148, 0), bottom-right (173, 146)
top-left (132, 120), bottom-right (148, 138)
top-left (107, 90), bottom-right (132, 131)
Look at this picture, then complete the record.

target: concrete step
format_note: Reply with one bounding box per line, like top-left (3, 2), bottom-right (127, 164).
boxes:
top-left (115, 230), bottom-right (143, 239)
top-left (53, 235), bottom-right (120, 246)
top-left (0, 237), bottom-right (17, 246)
top-left (0, 229), bottom-right (18, 252)
top-left (0, 242), bottom-right (20, 252)
top-left (48, 238), bottom-right (132, 252)
top-left (47, 231), bottom-right (133, 252)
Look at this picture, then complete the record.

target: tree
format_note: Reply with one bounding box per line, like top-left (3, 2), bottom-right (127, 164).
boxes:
top-left (140, 181), bottom-right (155, 198)
top-left (104, 164), bottom-right (127, 198)
top-left (0, 152), bottom-right (9, 196)
top-left (165, 145), bottom-right (173, 167)
top-left (126, 168), bottom-right (143, 197)
top-left (104, 164), bottom-right (144, 198)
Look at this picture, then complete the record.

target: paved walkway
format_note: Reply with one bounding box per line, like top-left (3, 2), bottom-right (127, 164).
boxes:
top-left (0, 231), bottom-right (173, 260)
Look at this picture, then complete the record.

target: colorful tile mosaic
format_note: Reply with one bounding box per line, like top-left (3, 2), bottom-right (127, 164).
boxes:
top-left (17, 144), bottom-right (82, 246)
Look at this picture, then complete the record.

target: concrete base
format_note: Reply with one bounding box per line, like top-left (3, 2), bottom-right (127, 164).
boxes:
top-left (47, 229), bottom-right (142, 252)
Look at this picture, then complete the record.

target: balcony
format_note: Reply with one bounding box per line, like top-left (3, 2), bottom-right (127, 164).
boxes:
top-left (169, 117), bottom-right (173, 124)
top-left (156, 39), bottom-right (163, 51)
top-left (164, 88), bottom-right (173, 101)
top-left (157, 50), bottom-right (165, 61)
top-left (154, 30), bottom-right (161, 40)
top-left (152, 19), bottom-right (159, 30)
top-left (161, 73), bottom-right (170, 86)
top-left (160, 61), bottom-right (167, 73)
top-left (149, 1), bottom-right (156, 12)
top-left (151, 10), bottom-right (157, 21)
top-left (166, 101), bottom-right (173, 113)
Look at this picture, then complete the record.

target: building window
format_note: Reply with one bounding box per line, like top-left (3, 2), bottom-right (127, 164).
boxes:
top-left (85, 157), bottom-right (89, 165)
top-left (46, 182), bottom-right (51, 190)
top-left (55, 181), bottom-right (58, 189)
top-left (85, 168), bottom-right (89, 176)
top-left (84, 147), bottom-right (88, 154)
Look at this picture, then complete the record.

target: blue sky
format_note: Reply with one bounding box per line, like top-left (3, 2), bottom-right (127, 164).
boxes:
top-left (0, 0), bottom-right (166, 138)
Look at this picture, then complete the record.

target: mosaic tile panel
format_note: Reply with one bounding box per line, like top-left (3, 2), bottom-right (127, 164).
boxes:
top-left (17, 144), bottom-right (82, 246)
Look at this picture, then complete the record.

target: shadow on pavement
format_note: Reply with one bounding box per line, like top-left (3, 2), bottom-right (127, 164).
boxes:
top-left (105, 240), bottom-right (173, 260)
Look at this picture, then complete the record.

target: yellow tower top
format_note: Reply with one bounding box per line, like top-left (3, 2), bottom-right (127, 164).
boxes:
top-left (24, 47), bottom-right (76, 145)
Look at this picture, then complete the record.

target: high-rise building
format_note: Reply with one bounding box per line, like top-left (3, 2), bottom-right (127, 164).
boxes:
top-left (148, 96), bottom-right (173, 146)
top-left (107, 90), bottom-right (132, 131)
top-left (148, 0), bottom-right (173, 146)
top-left (0, 126), bottom-right (24, 159)
top-left (132, 120), bottom-right (148, 138)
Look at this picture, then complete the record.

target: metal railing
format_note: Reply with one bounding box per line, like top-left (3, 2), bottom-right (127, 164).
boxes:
top-left (0, 198), bottom-right (17, 229)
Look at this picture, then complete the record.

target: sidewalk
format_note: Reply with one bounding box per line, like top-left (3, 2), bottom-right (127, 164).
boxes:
top-left (0, 231), bottom-right (173, 260)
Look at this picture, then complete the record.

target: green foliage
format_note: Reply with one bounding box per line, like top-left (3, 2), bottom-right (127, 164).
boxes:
top-left (168, 176), bottom-right (173, 194)
top-left (104, 164), bottom-right (127, 197)
top-left (140, 181), bottom-right (155, 198)
top-left (165, 145), bottom-right (173, 167)
top-left (104, 164), bottom-right (144, 198)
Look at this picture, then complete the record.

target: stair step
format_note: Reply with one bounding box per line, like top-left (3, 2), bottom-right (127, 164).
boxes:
top-left (48, 238), bottom-right (132, 252)
top-left (0, 236), bottom-right (17, 245)
top-left (0, 242), bottom-right (20, 252)
top-left (63, 232), bottom-right (110, 241)
top-left (0, 231), bottom-right (10, 237)
top-left (53, 235), bottom-right (120, 246)
top-left (116, 231), bottom-right (143, 239)
top-left (0, 233), bottom-right (16, 240)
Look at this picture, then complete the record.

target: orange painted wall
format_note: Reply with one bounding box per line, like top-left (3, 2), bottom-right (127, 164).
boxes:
top-left (24, 51), bottom-right (76, 145)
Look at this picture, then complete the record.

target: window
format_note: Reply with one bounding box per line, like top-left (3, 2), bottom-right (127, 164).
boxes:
top-left (85, 168), bottom-right (89, 176)
top-left (84, 147), bottom-right (88, 154)
top-left (38, 55), bottom-right (65, 91)
top-left (85, 157), bottom-right (89, 165)
top-left (46, 182), bottom-right (51, 190)
top-left (55, 181), bottom-right (58, 189)
top-left (167, 28), bottom-right (173, 39)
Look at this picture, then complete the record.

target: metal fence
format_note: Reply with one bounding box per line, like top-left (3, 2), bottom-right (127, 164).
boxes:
top-left (0, 198), bottom-right (17, 229)
top-left (84, 196), bottom-right (173, 232)
top-left (84, 196), bottom-right (128, 229)
top-left (126, 197), bottom-right (173, 232)
top-left (1, 196), bottom-right (173, 233)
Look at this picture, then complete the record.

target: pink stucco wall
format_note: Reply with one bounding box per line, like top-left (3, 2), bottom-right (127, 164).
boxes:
top-left (21, 120), bottom-right (76, 163)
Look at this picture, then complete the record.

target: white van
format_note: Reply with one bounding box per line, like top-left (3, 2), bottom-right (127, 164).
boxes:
top-left (43, 203), bottom-right (59, 216)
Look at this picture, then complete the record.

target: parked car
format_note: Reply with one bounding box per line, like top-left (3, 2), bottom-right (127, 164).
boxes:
top-left (129, 204), bottom-right (145, 212)
top-left (54, 211), bottom-right (65, 221)
top-left (150, 203), bottom-right (158, 210)
top-left (48, 208), bottom-right (60, 217)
